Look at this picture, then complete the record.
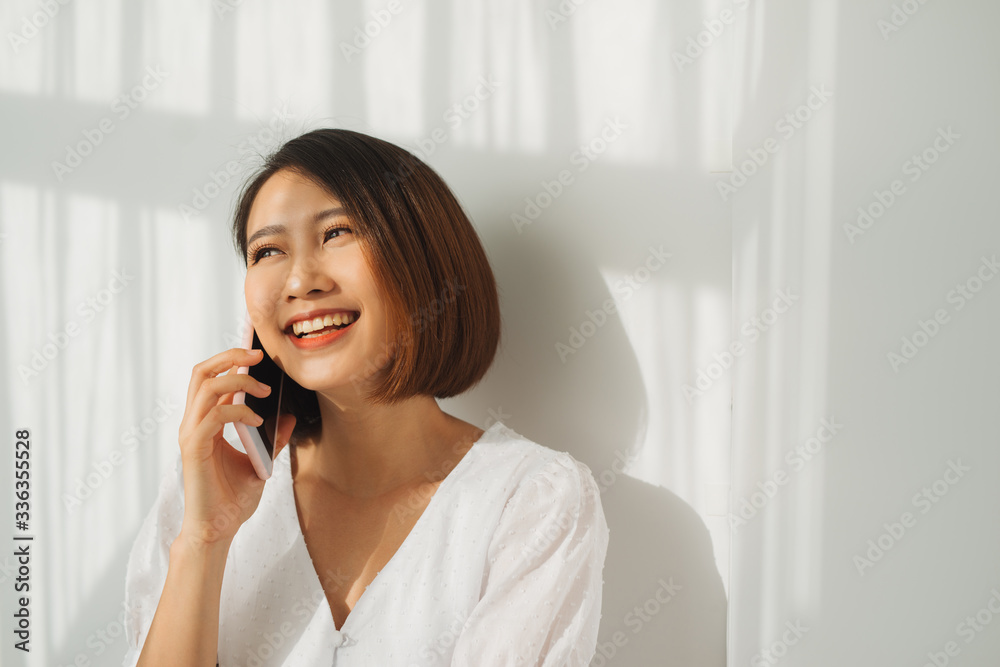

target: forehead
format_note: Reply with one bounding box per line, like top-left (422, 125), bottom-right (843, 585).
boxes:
top-left (246, 169), bottom-right (342, 235)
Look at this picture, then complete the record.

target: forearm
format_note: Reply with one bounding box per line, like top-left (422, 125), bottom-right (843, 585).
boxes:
top-left (136, 532), bottom-right (231, 667)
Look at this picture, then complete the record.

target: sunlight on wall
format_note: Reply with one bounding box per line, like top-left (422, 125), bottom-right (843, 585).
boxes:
top-left (598, 267), bottom-right (733, 589)
top-left (1, 2), bottom-right (736, 662)
top-left (730, 0), bottom-right (838, 652)
top-left (57, 193), bottom-right (125, 642)
top-left (362, 0), bottom-right (426, 137)
top-left (790, 0), bottom-right (837, 617)
top-left (571, 0), bottom-right (660, 164)
top-left (1, 3), bottom-right (53, 95)
top-left (73, 0), bottom-right (122, 102)
top-left (142, 0), bottom-right (211, 115)
top-left (0, 187), bottom-right (131, 648)
top-left (156, 209), bottom-right (230, 428)
top-left (447, 0), bottom-right (545, 152)
top-left (234, 0), bottom-right (331, 122)
top-left (697, 0), bottom-right (734, 175)
top-left (0, 181), bottom-right (43, 350)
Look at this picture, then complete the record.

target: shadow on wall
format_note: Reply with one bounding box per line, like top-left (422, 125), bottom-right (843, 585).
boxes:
top-left (444, 163), bottom-right (728, 665)
top-left (598, 477), bottom-right (728, 666)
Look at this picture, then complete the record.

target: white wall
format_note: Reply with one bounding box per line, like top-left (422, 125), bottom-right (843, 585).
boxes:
top-left (0, 1), bottom-right (729, 665)
top-left (8, 1), bottom-right (993, 666)
top-left (729, 1), bottom-right (1000, 666)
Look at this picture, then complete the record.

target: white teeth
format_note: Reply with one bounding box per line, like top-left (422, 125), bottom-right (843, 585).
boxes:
top-left (291, 312), bottom-right (356, 336)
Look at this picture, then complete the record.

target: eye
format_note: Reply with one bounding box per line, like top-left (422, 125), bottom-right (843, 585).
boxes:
top-left (324, 225), bottom-right (352, 242)
top-left (247, 225), bottom-right (352, 265)
top-left (248, 243), bottom-right (278, 265)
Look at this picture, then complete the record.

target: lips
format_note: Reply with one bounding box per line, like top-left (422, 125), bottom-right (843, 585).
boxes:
top-left (282, 308), bottom-right (359, 334)
top-left (286, 316), bottom-right (357, 350)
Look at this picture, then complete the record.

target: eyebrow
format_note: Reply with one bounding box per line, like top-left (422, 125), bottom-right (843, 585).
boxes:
top-left (246, 207), bottom-right (348, 251)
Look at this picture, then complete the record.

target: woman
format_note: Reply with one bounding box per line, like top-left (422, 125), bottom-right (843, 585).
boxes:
top-left (121, 129), bottom-right (610, 666)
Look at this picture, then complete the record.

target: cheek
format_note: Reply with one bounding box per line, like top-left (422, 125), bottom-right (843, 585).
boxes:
top-left (245, 278), bottom-right (283, 322)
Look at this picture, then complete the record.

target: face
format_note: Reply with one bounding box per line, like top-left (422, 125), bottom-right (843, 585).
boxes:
top-left (243, 168), bottom-right (392, 398)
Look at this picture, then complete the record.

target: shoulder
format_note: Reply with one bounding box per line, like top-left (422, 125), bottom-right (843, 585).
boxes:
top-left (472, 422), bottom-right (604, 522)
top-left (478, 421), bottom-right (598, 480)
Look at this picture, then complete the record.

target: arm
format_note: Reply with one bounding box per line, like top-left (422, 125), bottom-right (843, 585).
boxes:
top-left (136, 533), bottom-right (231, 667)
top-left (451, 453), bottom-right (611, 666)
top-left (122, 347), bottom-right (294, 667)
top-left (120, 453), bottom-right (226, 667)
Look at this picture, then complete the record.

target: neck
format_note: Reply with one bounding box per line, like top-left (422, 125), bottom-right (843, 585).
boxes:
top-left (291, 393), bottom-right (483, 499)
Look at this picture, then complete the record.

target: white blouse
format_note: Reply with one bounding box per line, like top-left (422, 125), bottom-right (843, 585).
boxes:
top-left (121, 420), bottom-right (610, 666)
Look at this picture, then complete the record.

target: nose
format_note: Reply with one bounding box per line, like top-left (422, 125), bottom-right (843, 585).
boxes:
top-left (284, 252), bottom-right (335, 300)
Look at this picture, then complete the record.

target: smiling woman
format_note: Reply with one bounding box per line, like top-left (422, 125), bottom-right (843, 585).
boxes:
top-left (232, 129), bottom-right (503, 442)
top-left (120, 128), bottom-right (610, 667)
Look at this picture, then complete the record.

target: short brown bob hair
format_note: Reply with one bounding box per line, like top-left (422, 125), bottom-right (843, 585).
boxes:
top-left (230, 128), bottom-right (501, 443)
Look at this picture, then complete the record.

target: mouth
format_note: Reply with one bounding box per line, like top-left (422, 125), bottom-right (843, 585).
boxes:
top-left (286, 311), bottom-right (360, 339)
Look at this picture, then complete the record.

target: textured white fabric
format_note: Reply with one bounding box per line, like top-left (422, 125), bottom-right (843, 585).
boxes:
top-left (120, 421), bottom-right (610, 666)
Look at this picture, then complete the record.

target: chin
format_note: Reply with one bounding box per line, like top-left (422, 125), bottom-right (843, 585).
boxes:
top-left (293, 369), bottom-right (362, 394)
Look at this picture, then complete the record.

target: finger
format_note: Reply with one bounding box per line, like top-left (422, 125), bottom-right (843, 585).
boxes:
top-left (185, 348), bottom-right (263, 415)
top-left (216, 363), bottom-right (241, 407)
top-left (189, 371), bottom-right (271, 431)
top-left (185, 403), bottom-right (262, 461)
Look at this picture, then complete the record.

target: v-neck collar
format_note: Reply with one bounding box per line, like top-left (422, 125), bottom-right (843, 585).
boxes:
top-left (275, 420), bottom-right (505, 637)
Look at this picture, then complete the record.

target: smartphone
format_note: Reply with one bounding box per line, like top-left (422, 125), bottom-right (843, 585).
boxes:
top-left (232, 310), bottom-right (285, 480)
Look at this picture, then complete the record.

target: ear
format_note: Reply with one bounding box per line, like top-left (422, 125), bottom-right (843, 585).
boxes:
top-left (265, 414), bottom-right (298, 461)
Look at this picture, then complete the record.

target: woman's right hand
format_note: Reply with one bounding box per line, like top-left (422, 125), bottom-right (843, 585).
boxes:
top-left (174, 347), bottom-right (296, 548)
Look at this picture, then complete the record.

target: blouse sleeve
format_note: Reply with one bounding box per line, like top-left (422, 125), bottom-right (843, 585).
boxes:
top-left (451, 452), bottom-right (611, 667)
top-left (120, 451), bottom-right (186, 667)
